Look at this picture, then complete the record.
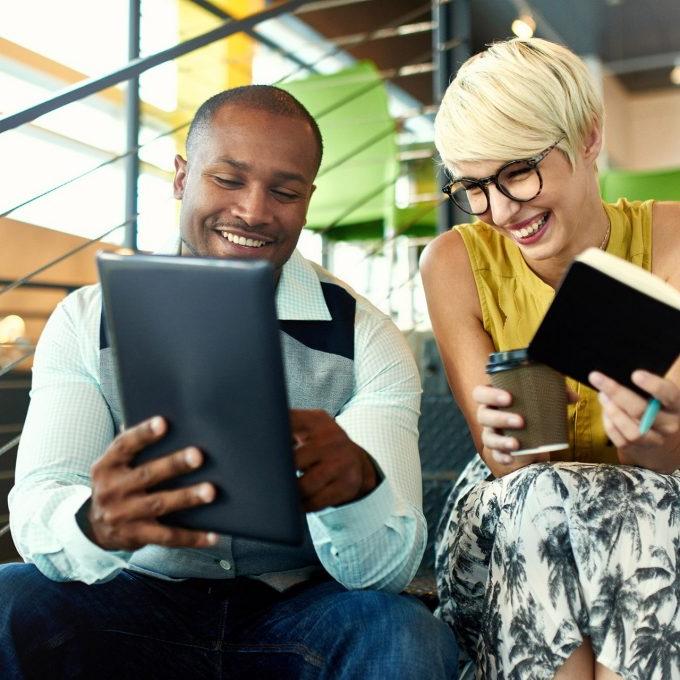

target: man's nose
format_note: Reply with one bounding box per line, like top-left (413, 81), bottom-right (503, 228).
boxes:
top-left (231, 186), bottom-right (272, 226)
top-left (486, 184), bottom-right (521, 227)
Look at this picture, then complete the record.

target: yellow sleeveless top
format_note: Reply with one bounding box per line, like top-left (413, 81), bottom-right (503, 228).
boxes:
top-left (456, 198), bottom-right (654, 464)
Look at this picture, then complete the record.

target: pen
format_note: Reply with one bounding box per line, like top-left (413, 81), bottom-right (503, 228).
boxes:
top-left (639, 398), bottom-right (662, 435)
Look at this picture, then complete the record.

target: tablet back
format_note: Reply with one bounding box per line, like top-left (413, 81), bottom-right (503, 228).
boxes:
top-left (97, 252), bottom-right (303, 545)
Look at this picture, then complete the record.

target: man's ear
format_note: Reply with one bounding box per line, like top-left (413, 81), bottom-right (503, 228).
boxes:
top-left (583, 122), bottom-right (603, 163)
top-left (173, 154), bottom-right (188, 199)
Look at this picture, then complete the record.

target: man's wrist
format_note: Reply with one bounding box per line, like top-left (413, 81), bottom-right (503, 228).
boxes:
top-left (359, 450), bottom-right (381, 497)
top-left (75, 498), bottom-right (97, 542)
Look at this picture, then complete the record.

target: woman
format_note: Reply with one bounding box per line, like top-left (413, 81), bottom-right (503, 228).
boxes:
top-left (420, 38), bottom-right (680, 680)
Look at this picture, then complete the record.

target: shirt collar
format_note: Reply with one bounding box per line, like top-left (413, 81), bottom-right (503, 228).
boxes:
top-left (160, 236), bottom-right (331, 322)
top-left (276, 249), bottom-right (331, 321)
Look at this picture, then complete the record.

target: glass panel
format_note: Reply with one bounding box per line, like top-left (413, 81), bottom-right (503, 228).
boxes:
top-left (0, 1), bottom-right (128, 74)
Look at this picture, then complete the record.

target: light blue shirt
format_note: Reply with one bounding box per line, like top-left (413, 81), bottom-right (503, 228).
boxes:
top-left (10, 250), bottom-right (425, 593)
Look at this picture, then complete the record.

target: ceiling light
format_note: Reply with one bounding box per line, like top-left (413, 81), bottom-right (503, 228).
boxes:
top-left (512, 14), bottom-right (536, 39)
top-left (0, 315), bottom-right (26, 344)
top-left (671, 65), bottom-right (680, 86)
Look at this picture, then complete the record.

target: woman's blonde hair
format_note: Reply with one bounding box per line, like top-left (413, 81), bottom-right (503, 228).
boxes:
top-left (434, 38), bottom-right (603, 172)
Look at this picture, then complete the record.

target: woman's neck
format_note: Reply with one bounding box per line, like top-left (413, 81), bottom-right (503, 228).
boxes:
top-left (528, 194), bottom-right (610, 289)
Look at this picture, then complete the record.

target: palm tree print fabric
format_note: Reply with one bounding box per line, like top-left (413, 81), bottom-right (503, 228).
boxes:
top-left (435, 458), bottom-right (680, 679)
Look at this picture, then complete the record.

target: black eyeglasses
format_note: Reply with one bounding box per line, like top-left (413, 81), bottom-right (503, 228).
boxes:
top-left (442, 140), bottom-right (562, 216)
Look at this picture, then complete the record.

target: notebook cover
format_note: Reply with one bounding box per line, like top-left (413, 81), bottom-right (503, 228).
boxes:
top-left (528, 260), bottom-right (680, 394)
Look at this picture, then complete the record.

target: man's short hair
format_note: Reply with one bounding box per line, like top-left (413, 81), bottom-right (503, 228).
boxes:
top-left (186, 85), bottom-right (324, 172)
top-left (435, 38), bottom-right (604, 172)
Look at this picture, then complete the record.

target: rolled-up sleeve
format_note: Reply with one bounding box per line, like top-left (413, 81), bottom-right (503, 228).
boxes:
top-left (307, 308), bottom-right (425, 593)
top-left (9, 287), bottom-right (131, 584)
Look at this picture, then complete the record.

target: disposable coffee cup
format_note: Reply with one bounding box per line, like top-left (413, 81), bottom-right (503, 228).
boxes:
top-left (486, 348), bottom-right (569, 456)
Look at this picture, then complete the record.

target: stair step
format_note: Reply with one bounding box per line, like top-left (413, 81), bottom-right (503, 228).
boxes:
top-left (0, 524), bottom-right (19, 564)
top-left (0, 449), bottom-right (17, 473)
top-left (0, 478), bottom-right (11, 515)
top-left (0, 424), bottom-right (23, 435)
top-left (0, 380), bottom-right (31, 390)
top-left (0, 388), bottom-right (29, 423)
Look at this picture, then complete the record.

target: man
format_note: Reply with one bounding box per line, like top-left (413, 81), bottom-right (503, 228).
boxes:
top-left (0, 86), bottom-right (458, 678)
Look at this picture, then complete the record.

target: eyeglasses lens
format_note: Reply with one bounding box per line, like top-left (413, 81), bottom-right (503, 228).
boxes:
top-left (497, 161), bottom-right (541, 201)
top-left (447, 161), bottom-right (541, 215)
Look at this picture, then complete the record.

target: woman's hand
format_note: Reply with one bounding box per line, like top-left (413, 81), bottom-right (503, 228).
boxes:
top-left (589, 370), bottom-right (680, 473)
top-left (472, 384), bottom-right (549, 474)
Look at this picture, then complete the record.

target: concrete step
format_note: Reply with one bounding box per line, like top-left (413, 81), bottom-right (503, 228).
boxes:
top-left (0, 478), bottom-right (12, 516)
top-left (0, 388), bottom-right (30, 425)
top-left (0, 524), bottom-right (19, 564)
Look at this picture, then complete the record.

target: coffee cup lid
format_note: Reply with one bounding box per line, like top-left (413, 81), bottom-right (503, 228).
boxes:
top-left (486, 347), bottom-right (530, 373)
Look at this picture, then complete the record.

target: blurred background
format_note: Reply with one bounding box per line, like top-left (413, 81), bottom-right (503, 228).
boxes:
top-left (1, 0), bottom-right (679, 565)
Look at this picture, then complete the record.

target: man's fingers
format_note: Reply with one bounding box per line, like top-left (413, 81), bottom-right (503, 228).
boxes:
top-left (98, 416), bottom-right (167, 469)
top-left (297, 458), bottom-right (341, 500)
top-left (301, 479), bottom-right (352, 513)
top-left (101, 482), bottom-right (216, 524)
top-left (124, 447), bottom-right (204, 493)
top-left (294, 440), bottom-right (329, 473)
top-left (290, 409), bottom-right (331, 438)
top-left (111, 521), bottom-right (219, 551)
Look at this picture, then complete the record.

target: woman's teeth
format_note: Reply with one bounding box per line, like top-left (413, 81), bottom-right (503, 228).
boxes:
top-left (515, 213), bottom-right (548, 239)
top-left (220, 231), bottom-right (266, 248)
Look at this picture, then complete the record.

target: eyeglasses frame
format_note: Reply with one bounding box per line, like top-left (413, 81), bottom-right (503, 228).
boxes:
top-left (442, 139), bottom-right (563, 216)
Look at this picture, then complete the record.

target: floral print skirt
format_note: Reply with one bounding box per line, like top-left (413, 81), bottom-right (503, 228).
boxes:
top-left (435, 458), bottom-right (680, 679)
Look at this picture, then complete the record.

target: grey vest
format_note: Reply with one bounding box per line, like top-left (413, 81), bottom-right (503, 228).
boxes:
top-left (99, 281), bottom-right (356, 580)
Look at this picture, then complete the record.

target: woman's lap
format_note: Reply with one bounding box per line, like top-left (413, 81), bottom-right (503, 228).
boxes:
top-left (435, 461), bottom-right (680, 679)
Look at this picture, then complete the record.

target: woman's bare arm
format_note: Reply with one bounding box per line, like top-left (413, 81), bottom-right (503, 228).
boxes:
top-left (420, 229), bottom-right (547, 477)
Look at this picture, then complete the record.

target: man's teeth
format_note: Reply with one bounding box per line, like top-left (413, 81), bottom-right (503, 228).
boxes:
top-left (219, 231), bottom-right (266, 248)
top-left (515, 213), bottom-right (548, 239)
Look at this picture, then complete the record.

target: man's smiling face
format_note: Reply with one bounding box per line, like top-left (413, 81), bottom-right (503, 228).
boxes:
top-left (173, 104), bottom-right (319, 283)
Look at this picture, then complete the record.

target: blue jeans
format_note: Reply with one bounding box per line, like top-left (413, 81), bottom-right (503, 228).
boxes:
top-left (0, 564), bottom-right (458, 679)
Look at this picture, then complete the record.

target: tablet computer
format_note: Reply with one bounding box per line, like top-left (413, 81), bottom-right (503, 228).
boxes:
top-left (97, 251), bottom-right (303, 545)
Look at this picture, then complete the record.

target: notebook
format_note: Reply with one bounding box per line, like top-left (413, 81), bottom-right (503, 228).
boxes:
top-left (97, 251), bottom-right (304, 545)
top-left (528, 247), bottom-right (680, 394)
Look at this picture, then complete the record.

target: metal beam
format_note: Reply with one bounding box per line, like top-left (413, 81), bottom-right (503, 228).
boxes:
top-left (432, 0), bottom-right (470, 233)
top-left (0, 0), bottom-right (313, 133)
top-left (189, 0), bottom-right (319, 74)
top-left (296, 0), bottom-right (373, 12)
top-left (124, 0), bottom-right (141, 251)
top-left (330, 21), bottom-right (434, 48)
top-left (605, 51), bottom-right (680, 75)
top-left (0, 280), bottom-right (78, 292)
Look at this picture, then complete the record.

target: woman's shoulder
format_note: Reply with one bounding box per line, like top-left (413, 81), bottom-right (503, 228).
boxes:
top-left (651, 201), bottom-right (680, 287)
top-left (421, 220), bottom-right (520, 278)
top-left (419, 226), bottom-right (481, 316)
top-left (420, 226), bottom-right (469, 278)
top-left (651, 200), bottom-right (680, 227)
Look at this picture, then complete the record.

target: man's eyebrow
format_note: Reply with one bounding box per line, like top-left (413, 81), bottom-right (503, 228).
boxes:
top-left (212, 157), bottom-right (307, 184)
top-left (271, 170), bottom-right (307, 184)
top-left (214, 157), bottom-right (249, 171)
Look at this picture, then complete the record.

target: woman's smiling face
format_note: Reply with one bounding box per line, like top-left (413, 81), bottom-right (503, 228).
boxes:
top-left (452, 135), bottom-right (601, 262)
